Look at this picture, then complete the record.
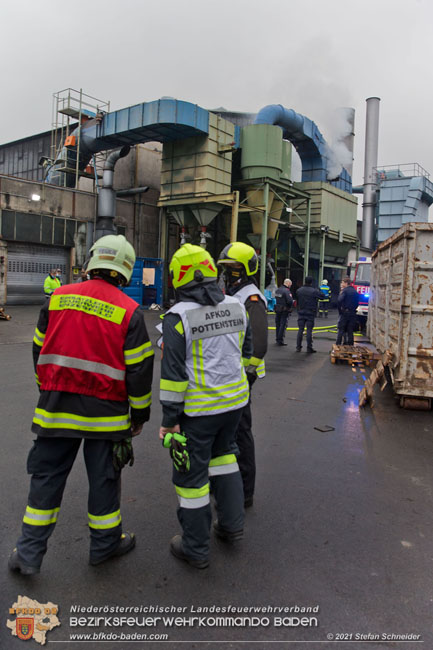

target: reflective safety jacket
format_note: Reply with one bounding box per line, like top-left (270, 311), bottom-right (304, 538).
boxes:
top-left (44, 274), bottom-right (61, 296)
top-left (319, 284), bottom-right (331, 302)
top-left (32, 278), bottom-right (154, 440)
top-left (230, 283), bottom-right (267, 379)
top-left (160, 295), bottom-right (251, 420)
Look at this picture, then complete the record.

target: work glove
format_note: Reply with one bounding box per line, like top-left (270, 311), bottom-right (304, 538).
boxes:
top-left (113, 437), bottom-right (134, 472)
top-left (163, 432), bottom-right (190, 473)
top-left (245, 365), bottom-right (258, 387)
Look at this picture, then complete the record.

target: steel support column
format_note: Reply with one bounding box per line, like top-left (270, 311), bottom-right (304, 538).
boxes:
top-left (259, 183), bottom-right (269, 293)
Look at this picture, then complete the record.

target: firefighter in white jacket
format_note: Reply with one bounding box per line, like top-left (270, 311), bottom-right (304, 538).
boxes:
top-left (159, 244), bottom-right (253, 569)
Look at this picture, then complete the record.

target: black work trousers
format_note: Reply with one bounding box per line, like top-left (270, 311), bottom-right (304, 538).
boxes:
top-left (275, 309), bottom-right (290, 343)
top-left (336, 312), bottom-right (357, 346)
top-left (175, 408), bottom-right (244, 562)
top-left (17, 437), bottom-right (122, 568)
top-left (236, 397), bottom-right (255, 500)
top-left (297, 317), bottom-right (314, 349)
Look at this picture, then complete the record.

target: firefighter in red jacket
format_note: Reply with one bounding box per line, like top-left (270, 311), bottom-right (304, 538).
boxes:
top-left (9, 235), bottom-right (154, 575)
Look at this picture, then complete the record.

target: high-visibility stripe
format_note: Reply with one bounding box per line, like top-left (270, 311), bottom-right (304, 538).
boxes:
top-left (128, 392), bottom-right (152, 409)
top-left (242, 357), bottom-right (251, 367)
top-left (35, 373), bottom-right (41, 386)
top-left (88, 509), bottom-right (122, 530)
top-left (160, 390), bottom-right (185, 403)
top-left (192, 340), bottom-right (201, 388)
top-left (160, 379), bottom-right (189, 392)
top-left (49, 293), bottom-right (126, 325)
top-left (197, 339), bottom-right (205, 387)
top-left (23, 506), bottom-right (60, 526)
top-left (33, 328), bottom-right (46, 347)
top-left (249, 356), bottom-right (262, 368)
top-left (209, 454), bottom-right (237, 467)
top-left (175, 483), bottom-right (210, 509)
top-left (185, 390), bottom-right (249, 414)
top-left (175, 484), bottom-right (210, 498)
top-left (174, 320), bottom-right (184, 335)
top-left (38, 354), bottom-right (125, 381)
top-left (187, 386), bottom-right (249, 403)
top-left (33, 408), bottom-right (130, 432)
top-left (209, 454), bottom-right (239, 476)
top-left (188, 378), bottom-right (246, 394)
top-left (256, 359), bottom-right (266, 378)
top-left (124, 341), bottom-right (154, 365)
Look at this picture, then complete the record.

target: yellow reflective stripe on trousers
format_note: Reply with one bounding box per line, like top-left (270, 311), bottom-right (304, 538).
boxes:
top-left (23, 506), bottom-right (60, 526)
top-left (124, 341), bottom-right (154, 365)
top-left (208, 454), bottom-right (239, 476)
top-left (128, 392), bottom-right (152, 409)
top-left (88, 509), bottom-right (122, 529)
top-left (49, 293), bottom-right (126, 324)
top-left (33, 408), bottom-right (130, 432)
top-left (175, 483), bottom-right (210, 509)
top-left (33, 327), bottom-right (45, 347)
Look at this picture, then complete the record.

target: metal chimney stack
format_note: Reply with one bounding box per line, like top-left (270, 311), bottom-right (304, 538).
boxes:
top-left (361, 97), bottom-right (380, 250)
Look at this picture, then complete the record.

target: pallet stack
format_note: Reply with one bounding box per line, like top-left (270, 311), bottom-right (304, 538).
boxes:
top-left (330, 344), bottom-right (381, 367)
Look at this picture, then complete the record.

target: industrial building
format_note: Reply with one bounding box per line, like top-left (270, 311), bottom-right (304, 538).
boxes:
top-left (0, 89), bottom-right (430, 306)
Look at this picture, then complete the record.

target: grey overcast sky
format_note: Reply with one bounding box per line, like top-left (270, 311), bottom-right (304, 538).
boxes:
top-left (1, 0), bottom-right (432, 185)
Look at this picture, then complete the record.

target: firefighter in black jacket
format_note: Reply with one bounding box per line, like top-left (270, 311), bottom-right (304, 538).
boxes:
top-left (218, 242), bottom-right (268, 508)
top-left (9, 235), bottom-right (154, 575)
top-left (336, 276), bottom-right (360, 346)
top-left (274, 278), bottom-right (293, 345)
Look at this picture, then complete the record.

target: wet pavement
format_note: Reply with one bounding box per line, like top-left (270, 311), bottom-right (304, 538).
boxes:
top-left (1, 305), bottom-right (432, 650)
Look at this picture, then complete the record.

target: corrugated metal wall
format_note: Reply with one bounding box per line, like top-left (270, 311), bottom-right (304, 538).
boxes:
top-left (7, 242), bottom-right (70, 305)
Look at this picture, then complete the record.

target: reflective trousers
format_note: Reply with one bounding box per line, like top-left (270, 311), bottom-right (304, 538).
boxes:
top-left (175, 409), bottom-right (244, 562)
top-left (318, 300), bottom-right (329, 315)
top-left (17, 437), bottom-right (122, 568)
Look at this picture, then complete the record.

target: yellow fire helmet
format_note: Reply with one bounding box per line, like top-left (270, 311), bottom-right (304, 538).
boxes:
top-left (87, 234), bottom-right (136, 284)
top-left (218, 241), bottom-right (258, 276)
top-left (169, 244), bottom-right (217, 289)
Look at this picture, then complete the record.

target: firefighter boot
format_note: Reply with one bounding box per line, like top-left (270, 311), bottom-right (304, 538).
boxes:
top-left (8, 548), bottom-right (40, 575)
top-left (89, 532), bottom-right (136, 566)
top-left (170, 535), bottom-right (209, 569)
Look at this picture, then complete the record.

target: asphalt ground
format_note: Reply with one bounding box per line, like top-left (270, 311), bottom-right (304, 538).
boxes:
top-left (1, 306), bottom-right (433, 650)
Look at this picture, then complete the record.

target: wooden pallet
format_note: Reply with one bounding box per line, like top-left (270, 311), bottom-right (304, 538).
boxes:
top-left (330, 344), bottom-right (380, 366)
top-left (0, 307), bottom-right (11, 321)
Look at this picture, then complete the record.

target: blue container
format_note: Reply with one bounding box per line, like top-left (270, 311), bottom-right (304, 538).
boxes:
top-left (123, 257), bottom-right (163, 307)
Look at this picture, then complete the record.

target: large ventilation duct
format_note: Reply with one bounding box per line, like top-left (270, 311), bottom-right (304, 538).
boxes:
top-left (361, 97), bottom-right (380, 250)
top-left (46, 99), bottom-right (210, 187)
top-left (95, 146), bottom-right (130, 240)
top-left (254, 104), bottom-right (352, 193)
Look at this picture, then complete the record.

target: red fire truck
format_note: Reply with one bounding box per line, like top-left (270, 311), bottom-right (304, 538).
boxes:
top-left (347, 257), bottom-right (371, 332)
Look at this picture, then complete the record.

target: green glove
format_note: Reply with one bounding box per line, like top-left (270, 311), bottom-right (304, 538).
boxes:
top-left (113, 438), bottom-right (134, 471)
top-left (163, 432), bottom-right (190, 473)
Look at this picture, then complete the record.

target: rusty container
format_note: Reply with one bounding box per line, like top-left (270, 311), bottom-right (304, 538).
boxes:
top-left (368, 222), bottom-right (433, 405)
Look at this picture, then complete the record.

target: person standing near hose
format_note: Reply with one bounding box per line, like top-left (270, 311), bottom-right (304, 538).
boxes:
top-left (160, 244), bottom-right (252, 569)
top-left (9, 235), bottom-right (154, 575)
top-left (218, 242), bottom-right (268, 508)
top-left (336, 276), bottom-right (360, 346)
top-left (318, 279), bottom-right (331, 318)
top-left (274, 278), bottom-right (293, 345)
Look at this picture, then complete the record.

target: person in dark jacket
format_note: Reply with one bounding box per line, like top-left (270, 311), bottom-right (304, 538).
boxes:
top-left (336, 276), bottom-right (360, 346)
top-left (218, 242), bottom-right (268, 509)
top-left (9, 235), bottom-right (154, 575)
top-left (274, 279), bottom-right (293, 345)
top-left (295, 276), bottom-right (324, 353)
